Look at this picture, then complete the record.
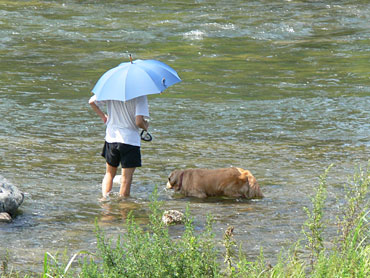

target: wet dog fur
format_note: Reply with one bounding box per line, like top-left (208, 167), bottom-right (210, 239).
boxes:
top-left (166, 167), bottom-right (263, 199)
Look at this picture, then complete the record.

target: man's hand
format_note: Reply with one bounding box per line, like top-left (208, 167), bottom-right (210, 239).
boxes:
top-left (135, 115), bottom-right (149, 131)
top-left (101, 114), bottom-right (108, 124)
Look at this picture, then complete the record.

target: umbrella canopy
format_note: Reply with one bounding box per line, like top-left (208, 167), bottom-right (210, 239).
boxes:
top-left (92, 59), bottom-right (181, 102)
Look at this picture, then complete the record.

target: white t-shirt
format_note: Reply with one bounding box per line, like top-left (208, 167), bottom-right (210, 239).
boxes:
top-left (90, 95), bottom-right (149, 146)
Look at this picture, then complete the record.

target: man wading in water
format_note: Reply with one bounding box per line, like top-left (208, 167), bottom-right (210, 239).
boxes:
top-left (89, 94), bottom-right (149, 200)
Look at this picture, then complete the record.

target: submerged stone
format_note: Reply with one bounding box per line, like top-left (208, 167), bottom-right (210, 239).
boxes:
top-left (162, 210), bottom-right (185, 225)
top-left (0, 181), bottom-right (24, 216)
top-left (0, 212), bottom-right (12, 223)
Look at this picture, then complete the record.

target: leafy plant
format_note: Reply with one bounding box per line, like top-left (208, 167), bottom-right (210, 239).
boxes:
top-left (77, 187), bottom-right (221, 278)
top-left (223, 226), bottom-right (236, 276)
top-left (302, 164), bottom-right (332, 269)
top-left (336, 163), bottom-right (369, 251)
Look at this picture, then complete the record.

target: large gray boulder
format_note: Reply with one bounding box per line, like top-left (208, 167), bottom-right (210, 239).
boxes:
top-left (0, 179), bottom-right (24, 217)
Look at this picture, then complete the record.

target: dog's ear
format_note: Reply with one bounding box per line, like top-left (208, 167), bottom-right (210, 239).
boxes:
top-left (239, 173), bottom-right (248, 183)
top-left (170, 170), bottom-right (184, 190)
top-left (239, 170), bottom-right (257, 187)
top-left (246, 173), bottom-right (264, 198)
top-left (166, 171), bottom-right (176, 189)
top-left (247, 173), bottom-right (257, 187)
top-left (238, 170), bottom-right (248, 183)
top-left (168, 170), bottom-right (180, 185)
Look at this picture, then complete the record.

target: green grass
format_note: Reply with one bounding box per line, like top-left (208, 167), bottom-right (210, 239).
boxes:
top-left (2, 164), bottom-right (369, 278)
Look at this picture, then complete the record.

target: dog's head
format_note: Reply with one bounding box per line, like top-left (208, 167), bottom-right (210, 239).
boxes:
top-left (166, 170), bottom-right (183, 191)
top-left (237, 168), bottom-right (264, 199)
top-left (246, 173), bottom-right (264, 198)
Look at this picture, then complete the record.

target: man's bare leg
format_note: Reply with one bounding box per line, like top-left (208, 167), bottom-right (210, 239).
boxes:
top-left (102, 163), bottom-right (117, 197)
top-left (119, 167), bottom-right (136, 197)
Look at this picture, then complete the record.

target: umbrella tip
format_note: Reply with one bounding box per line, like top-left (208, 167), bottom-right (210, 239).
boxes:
top-left (129, 54), bottom-right (133, 64)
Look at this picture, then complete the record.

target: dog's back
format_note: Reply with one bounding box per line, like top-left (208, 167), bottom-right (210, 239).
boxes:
top-left (175, 167), bottom-right (263, 199)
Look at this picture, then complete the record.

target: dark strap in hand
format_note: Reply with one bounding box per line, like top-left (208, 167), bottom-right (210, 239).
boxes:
top-left (140, 130), bottom-right (152, 142)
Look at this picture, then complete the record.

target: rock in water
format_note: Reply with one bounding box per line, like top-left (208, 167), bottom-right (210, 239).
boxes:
top-left (0, 212), bottom-right (12, 223)
top-left (0, 181), bottom-right (24, 216)
top-left (162, 210), bottom-right (185, 225)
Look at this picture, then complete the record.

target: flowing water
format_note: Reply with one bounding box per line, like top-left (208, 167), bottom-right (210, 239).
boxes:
top-left (0, 0), bottom-right (369, 274)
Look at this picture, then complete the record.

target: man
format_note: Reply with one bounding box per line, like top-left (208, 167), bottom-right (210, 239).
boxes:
top-left (89, 94), bottom-right (149, 199)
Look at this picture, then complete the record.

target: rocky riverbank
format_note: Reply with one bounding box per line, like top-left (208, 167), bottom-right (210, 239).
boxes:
top-left (0, 177), bottom-right (24, 223)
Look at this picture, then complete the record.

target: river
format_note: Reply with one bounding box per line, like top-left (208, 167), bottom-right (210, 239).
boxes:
top-left (0, 0), bottom-right (369, 274)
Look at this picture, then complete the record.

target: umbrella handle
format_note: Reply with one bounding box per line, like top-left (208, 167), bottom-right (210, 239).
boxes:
top-left (140, 130), bottom-right (152, 142)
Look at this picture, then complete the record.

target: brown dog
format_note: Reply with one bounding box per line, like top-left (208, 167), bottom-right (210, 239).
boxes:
top-left (166, 167), bottom-right (263, 199)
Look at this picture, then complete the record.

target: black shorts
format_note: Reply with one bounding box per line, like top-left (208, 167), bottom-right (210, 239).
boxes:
top-left (101, 141), bottom-right (142, 168)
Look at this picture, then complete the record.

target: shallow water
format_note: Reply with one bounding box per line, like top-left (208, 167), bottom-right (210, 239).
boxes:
top-left (0, 0), bottom-right (369, 274)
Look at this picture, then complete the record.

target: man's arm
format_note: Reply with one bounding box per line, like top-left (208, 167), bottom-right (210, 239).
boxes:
top-left (89, 95), bottom-right (108, 123)
top-left (135, 96), bottom-right (150, 131)
top-left (135, 115), bottom-right (149, 131)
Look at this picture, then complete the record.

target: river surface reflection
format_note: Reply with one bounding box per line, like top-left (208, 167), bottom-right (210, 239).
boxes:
top-left (0, 0), bottom-right (369, 274)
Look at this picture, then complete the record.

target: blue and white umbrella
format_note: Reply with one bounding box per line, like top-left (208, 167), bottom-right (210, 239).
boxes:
top-left (92, 57), bottom-right (181, 102)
